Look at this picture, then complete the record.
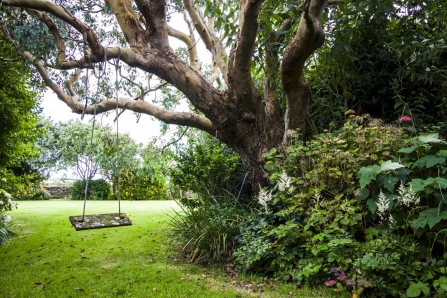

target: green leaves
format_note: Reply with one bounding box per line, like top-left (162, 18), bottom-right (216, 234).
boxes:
top-left (358, 165), bottom-right (381, 189)
top-left (358, 160), bottom-right (405, 189)
top-left (381, 160), bottom-right (405, 171)
top-left (418, 133), bottom-right (443, 144)
top-left (406, 282), bottom-right (430, 297)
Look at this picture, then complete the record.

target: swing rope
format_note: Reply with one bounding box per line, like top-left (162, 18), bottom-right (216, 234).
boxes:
top-left (82, 50), bottom-right (107, 221)
top-left (115, 48), bottom-right (121, 216)
top-left (69, 48), bottom-right (132, 230)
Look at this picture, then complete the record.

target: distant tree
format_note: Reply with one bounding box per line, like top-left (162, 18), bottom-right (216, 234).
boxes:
top-left (38, 120), bottom-right (140, 184)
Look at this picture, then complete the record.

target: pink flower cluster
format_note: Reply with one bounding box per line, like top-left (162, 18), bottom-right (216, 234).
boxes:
top-left (398, 116), bottom-right (413, 123)
top-left (325, 267), bottom-right (356, 288)
top-left (345, 109), bottom-right (356, 115)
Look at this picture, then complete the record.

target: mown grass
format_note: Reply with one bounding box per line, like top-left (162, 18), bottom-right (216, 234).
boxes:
top-left (0, 200), bottom-right (335, 297)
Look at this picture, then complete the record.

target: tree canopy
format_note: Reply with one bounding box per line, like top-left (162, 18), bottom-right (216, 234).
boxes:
top-left (0, 43), bottom-right (41, 169)
top-left (38, 119), bottom-right (140, 181)
top-left (1, 0), bottom-right (445, 188)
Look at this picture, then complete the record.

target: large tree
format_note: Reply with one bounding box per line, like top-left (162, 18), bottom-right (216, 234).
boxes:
top-left (0, 0), bottom-right (342, 189)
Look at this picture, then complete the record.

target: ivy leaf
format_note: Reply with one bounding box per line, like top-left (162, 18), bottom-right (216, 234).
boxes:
top-left (358, 165), bottom-right (381, 189)
top-left (381, 160), bottom-right (405, 171)
top-left (406, 282), bottom-right (430, 297)
top-left (418, 133), bottom-right (442, 143)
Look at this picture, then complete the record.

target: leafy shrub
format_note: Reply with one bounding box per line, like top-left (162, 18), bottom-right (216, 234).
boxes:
top-left (169, 200), bottom-right (245, 264)
top-left (114, 168), bottom-right (168, 200)
top-left (14, 185), bottom-right (51, 200)
top-left (170, 134), bottom-right (252, 207)
top-left (234, 115), bottom-right (447, 297)
top-left (69, 179), bottom-right (111, 200)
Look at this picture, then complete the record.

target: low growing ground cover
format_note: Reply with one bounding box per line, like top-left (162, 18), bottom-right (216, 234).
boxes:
top-left (0, 200), bottom-right (334, 298)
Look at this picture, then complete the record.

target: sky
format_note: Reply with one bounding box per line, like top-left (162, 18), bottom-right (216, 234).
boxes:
top-left (41, 91), bottom-right (165, 146)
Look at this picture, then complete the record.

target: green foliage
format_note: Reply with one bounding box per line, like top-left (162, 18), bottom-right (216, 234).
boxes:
top-left (0, 49), bottom-right (41, 169)
top-left (14, 185), bottom-right (51, 201)
top-left (309, 1), bottom-right (447, 134)
top-left (235, 116), bottom-right (447, 297)
top-left (113, 143), bottom-right (169, 201)
top-left (69, 179), bottom-right (111, 201)
top-left (38, 120), bottom-right (141, 181)
top-left (170, 132), bottom-right (251, 206)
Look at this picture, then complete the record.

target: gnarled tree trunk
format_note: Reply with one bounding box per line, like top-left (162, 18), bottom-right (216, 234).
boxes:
top-left (0, 0), bottom-right (337, 191)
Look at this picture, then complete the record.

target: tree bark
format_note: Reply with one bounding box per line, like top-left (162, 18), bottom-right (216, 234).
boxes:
top-left (1, 0), bottom-right (333, 191)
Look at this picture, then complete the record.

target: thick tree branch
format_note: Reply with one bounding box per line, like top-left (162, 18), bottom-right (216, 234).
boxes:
top-left (183, 0), bottom-right (228, 83)
top-left (167, 23), bottom-right (200, 71)
top-left (3, 0), bottom-right (104, 59)
top-left (108, 0), bottom-right (146, 48)
top-left (75, 98), bottom-right (214, 134)
top-left (134, 0), bottom-right (169, 50)
top-left (228, 0), bottom-right (264, 108)
top-left (281, 0), bottom-right (329, 141)
top-left (264, 19), bottom-right (292, 130)
top-left (35, 10), bottom-right (67, 66)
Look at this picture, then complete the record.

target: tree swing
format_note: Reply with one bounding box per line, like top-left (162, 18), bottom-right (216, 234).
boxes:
top-left (69, 50), bottom-right (132, 231)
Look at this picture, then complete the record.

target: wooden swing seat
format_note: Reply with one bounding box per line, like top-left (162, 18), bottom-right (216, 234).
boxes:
top-left (69, 213), bottom-right (132, 231)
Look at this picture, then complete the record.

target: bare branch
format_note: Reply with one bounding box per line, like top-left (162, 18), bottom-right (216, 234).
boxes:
top-left (65, 69), bottom-right (82, 96)
top-left (34, 10), bottom-right (67, 66)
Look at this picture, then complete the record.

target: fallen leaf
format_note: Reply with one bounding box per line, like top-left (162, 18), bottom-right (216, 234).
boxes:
top-left (142, 264), bottom-right (148, 267)
top-left (152, 288), bottom-right (157, 292)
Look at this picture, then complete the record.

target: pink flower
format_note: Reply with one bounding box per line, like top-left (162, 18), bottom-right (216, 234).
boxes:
top-left (338, 272), bottom-right (346, 281)
top-left (398, 116), bottom-right (412, 123)
top-left (325, 280), bottom-right (336, 287)
top-left (345, 109), bottom-right (356, 115)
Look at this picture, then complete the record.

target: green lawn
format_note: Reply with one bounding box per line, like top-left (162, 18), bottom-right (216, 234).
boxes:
top-left (0, 200), bottom-right (335, 297)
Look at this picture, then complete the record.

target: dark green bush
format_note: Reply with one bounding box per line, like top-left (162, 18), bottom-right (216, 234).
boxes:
top-left (234, 115), bottom-right (447, 297)
top-left (170, 134), bottom-right (252, 207)
top-left (69, 179), bottom-right (111, 200)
